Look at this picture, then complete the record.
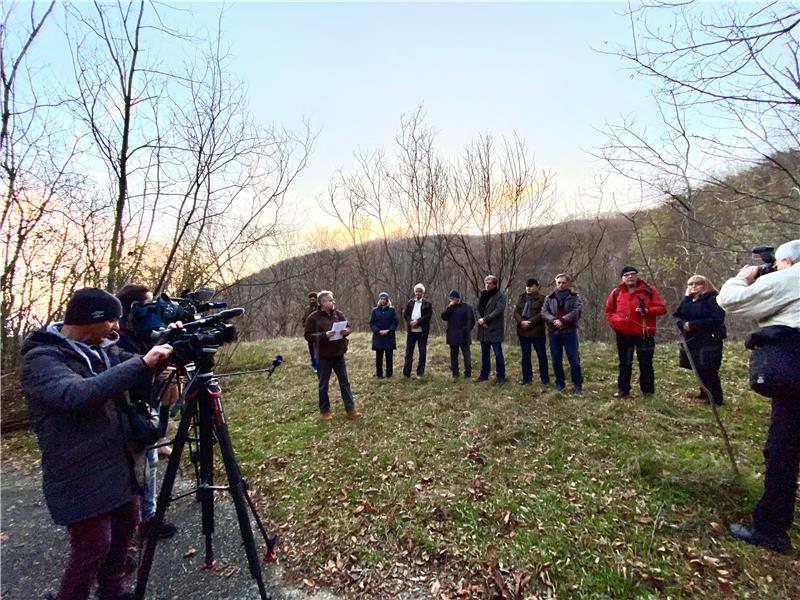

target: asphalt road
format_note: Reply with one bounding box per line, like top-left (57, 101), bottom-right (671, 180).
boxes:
top-left (1, 465), bottom-right (337, 600)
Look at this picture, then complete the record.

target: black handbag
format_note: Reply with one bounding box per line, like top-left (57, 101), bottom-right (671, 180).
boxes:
top-left (746, 325), bottom-right (800, 398)
top-left (125, 398), bottom-right (161, 449)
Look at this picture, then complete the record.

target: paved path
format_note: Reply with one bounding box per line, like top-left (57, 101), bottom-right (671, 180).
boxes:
top-left (1, 465), bottom-right (337, 600)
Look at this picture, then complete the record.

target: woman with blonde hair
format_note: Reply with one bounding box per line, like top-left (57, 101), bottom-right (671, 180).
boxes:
top-left (673, 275), bottom-right (727, 405)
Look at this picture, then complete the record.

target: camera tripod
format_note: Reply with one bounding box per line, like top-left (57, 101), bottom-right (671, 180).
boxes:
top-left (133, 349), bottom-right (280, 600)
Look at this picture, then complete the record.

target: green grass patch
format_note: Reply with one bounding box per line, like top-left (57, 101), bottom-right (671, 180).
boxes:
top-left (4, 335), bottom-right (799, 598)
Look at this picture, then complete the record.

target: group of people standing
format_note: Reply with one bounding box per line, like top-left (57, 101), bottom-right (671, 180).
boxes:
top-left (14, 241), bottom-right (800, 600)
top-left (302, 264), bottom-right (731, 412)
top-left (302, 242), bottom-right (800, 557)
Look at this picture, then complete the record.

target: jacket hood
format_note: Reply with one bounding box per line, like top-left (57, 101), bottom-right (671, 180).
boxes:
top-left (20, 325), bottom-right (72, 356)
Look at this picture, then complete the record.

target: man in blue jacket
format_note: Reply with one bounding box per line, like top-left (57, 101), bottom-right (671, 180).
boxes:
top-left (21, 287), bottom-right (173, 600)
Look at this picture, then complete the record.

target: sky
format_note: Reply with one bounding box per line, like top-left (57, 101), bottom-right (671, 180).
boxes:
top-left (183, 1), bottom-right (663, 219)
top-left (18, 1), bottom-right (669, 233)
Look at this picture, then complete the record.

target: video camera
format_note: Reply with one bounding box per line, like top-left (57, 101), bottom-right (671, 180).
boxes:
top-left (152, 307), bottom-right (244, 366)
top-left (127, 287), bottom-right (227, 334)
top-left (752, 246), bottom-right (777, 279)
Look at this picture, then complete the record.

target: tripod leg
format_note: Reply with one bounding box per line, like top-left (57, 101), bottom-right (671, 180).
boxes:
top-left (213, 409), bottom-right (271, 600)
top-left (198, 388), bottom-right (216, 568)
top-left (134, 395), bottom-right (198, 600)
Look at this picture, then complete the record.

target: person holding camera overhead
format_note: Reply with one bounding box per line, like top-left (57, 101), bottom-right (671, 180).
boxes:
top-left (20, 287), bottom-right (173, 600)
top-left (717, 240), bottom-right (800, 553)
top-left (605, 265), bottom-right (666, 398)
top-left (673, 275), bottom-right (727, 405)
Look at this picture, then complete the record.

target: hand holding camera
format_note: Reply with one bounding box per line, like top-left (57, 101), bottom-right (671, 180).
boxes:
top-left (143, 344), bottom-right (173, 368)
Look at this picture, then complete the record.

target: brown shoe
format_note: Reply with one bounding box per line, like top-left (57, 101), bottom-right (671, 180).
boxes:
top-left (346, 409), bottom-right (362, 419)
top-left (320, 412), bottom-right (333, 421)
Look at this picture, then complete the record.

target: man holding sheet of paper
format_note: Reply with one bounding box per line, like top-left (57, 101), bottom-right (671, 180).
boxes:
top-left (304, 290), bottom-right (361, 421)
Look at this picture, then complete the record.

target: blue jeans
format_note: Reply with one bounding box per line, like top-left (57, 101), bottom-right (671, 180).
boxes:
top-left (479, 342), bottom-right (505, 380)
top-left (403, 332), bottom-right (428, 377)
top-left (307, 340), bottom-right (318, 371)
top-left (548, 330), bottom-right (582, 389)
top-left (318, 355), bottom-right (355, 414)
top-left (142, 447), bottom-right (157, 520)
top-left (519, 336), bottom-right (549, 384)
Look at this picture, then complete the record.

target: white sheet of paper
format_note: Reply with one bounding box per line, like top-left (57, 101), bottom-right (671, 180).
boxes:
top-left (330, 320), bottom-right (348, 341)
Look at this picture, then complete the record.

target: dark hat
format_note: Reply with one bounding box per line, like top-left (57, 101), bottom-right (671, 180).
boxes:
top-left (526, 278), bottom-right (539, 287)
top-left (64, 287), bottom-right (123, 325)
top-left (620, 265), bottom-right (638, 277)
top-left (307, 291), bottom-right (318, 299)
top-left (448, 289), bottom-right (461, 298)
top-left (378, 291), bottom-right (390, 300)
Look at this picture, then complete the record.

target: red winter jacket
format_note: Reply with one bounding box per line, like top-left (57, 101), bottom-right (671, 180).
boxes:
top-left (605, 280), bottom-right (666, 336)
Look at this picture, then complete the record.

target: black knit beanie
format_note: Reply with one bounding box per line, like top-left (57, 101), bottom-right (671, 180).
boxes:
top-left (63, 288), bottom-right (123, 325)
top-left (620, 265), bottom-right (638, 277)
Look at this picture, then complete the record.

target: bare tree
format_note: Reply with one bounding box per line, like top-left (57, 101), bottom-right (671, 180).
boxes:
top-left (445, 133), bottom-right (556, 297)
top-left (0, 0), bottom-right (86, 370)
top-left (151, 25), bottom-right (313, 295)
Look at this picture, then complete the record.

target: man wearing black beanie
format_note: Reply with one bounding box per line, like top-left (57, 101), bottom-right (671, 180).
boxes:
top-left (21, 287), bottom-right (173, 600)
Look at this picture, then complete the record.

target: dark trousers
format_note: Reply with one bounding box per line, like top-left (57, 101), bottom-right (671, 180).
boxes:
top-left (697, 368), bottom-right (724, 405)
top-left (318, 355), bottom-right (355, 414)
top-left (479, 342), bottom-right (505, 380)
top-left (403, 332), bottom-right (428, 377)
top-left (449, 344), bottom-right (472, 377)
top-left (549, 330), bottom-right (582, 388)
top-left (375, 348), bottom-right (393, 377)
top-left (753, 394), bottom-right (800, 535)
top-left (519, 336), bottom-right (549, 384)
top-left (56, 499), bottom-right (139, 600)
top-left (616, 332), bottom-right (655, 394)
top-left (158, 404), bottom-right (170, 437)
top-left (307, 340), bottom-right (318, 371)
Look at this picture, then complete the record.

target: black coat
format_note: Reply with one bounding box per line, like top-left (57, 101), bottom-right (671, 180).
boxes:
top-left (403, 298), bottom-right (433, 335)
top-left (673, 292), bottom-right (727, 370)
top-left (20, 326), bottom-right (149, 526)
top-left (369, 305), bottom-right (398, 350)
top-left (441, 301), bottom-right (475, 347)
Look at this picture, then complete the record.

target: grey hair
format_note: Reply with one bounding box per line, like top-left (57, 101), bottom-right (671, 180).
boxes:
top-left (775, 240), bottom-right (800, 263)
top-left (413, 283), bottom-right (425, 293)
top-left (484, 275), bottom-right (498, 285)
top-left (317, 290), bottom-right (333, 303)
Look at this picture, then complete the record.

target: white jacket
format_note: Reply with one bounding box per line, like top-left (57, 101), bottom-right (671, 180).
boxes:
top-left (717, 262), bottom-right (800, 328)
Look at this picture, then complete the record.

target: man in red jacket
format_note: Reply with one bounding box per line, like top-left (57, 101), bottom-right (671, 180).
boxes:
top-left (605, 266), bottom-right (666, 398)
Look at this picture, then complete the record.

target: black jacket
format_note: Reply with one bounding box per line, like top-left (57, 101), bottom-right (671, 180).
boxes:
top-left (441, 301), bottom-right (475, 347)
top-left (21, 325), bottom-right (149, 526)
top-left (673, 292), bottom-right (726, 370)
top-left (513, 292), bottom-right (546, 338)
top-left (403, 298), bottom-right (433, 335)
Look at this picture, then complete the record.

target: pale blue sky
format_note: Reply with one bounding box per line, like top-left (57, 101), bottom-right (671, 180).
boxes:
top-left (21, 1), bottom-right (665, 220)
top-left (187, 2), bottom-right (660, 214)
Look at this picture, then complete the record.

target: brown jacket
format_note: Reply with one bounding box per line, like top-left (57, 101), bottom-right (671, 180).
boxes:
top-left (304, 309), bottom-right (349, 358)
